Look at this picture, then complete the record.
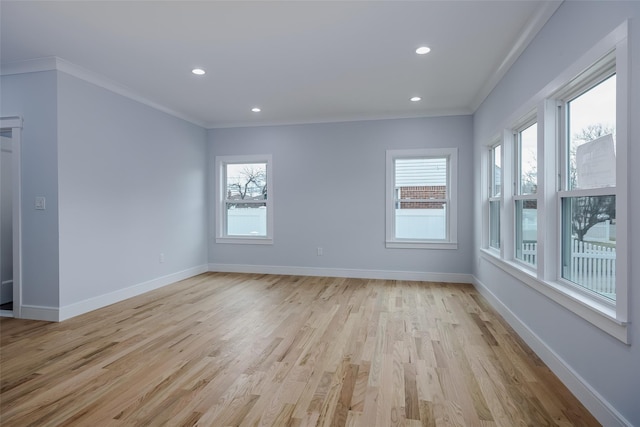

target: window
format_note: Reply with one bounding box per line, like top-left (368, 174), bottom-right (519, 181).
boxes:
top-left (488, 144), bottom-right (501, 250)
top-left (514, 122), bottom-right (538, 266)
top-left (480, 25), bottom-right (629, 342)
top-left (386, 148), bottom-right (458, 249)
top-left (215, 155), bottom-right (273, 244)
top-left (559, 70), bottom-right (617, 300)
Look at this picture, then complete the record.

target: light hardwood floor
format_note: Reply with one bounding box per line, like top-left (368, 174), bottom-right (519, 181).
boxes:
top-left (0, 273), bottom-right (599, 426)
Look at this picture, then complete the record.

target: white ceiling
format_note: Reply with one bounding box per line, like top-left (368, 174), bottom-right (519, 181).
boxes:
top-left (0, 1), bottom-right (561, 128)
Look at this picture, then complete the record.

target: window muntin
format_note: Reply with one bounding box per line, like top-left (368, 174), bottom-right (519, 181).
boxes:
top-left (216, 155), bottom-right (273, 244)
top-left (386, 148), bottom-right (457, 249)
top-left (560, 73), bottom-right (616, 300)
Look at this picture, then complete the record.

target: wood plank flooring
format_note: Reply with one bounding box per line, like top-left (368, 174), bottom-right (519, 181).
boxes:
top-left (0, 273), bottom-right (600, 426)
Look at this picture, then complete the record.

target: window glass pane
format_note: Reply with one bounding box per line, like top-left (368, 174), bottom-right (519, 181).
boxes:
top-left (562, 195), bottom-right (616, 300)
top-left (489, 200), bottom-right (500, 249)
top-left (395, 158), bottom-right (447, 189)
top-left (492, 145), bottom-right (501, 197)
top-left (394, 157), bottom-right (448, 240)
top-left (515, 199), bottom-right (537, 265)
top-left (568, 75), bottom-right (616, 190)
top-left (226, 163), bottom-right (267, 200)
top-left (518, 124), bottom-right (537, 195)
top-left (395, 203), bottom-right (446, 240)
top-left (226, 202), bottom-right (267, 236)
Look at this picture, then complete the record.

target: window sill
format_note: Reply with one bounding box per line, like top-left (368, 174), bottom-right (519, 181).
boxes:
top-left (479, 249), bottom-right (628, 344)
top-left (387, 241), bottom-right (458, 250)
top-left (216, 237), bottom-right (273, 245)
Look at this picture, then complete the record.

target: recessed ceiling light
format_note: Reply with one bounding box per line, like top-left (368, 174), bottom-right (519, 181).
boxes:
top-left (191, 68), bottom-right (206, 75)
top-left (410, 96), bottom-right (422, 102)
top-left (251, 107), bottom-right (261, 113)
top-left (415, 46), bottom-right (431, 55)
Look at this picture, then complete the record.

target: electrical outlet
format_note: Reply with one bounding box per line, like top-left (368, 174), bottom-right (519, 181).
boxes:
top-left (317, 247), bottom-right (323, 256)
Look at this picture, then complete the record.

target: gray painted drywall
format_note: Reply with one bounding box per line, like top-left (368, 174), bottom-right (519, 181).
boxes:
top-left (473, 2), bottom-right (640, 425)
top-left (56, 72), bottom-right (208, 306)
top-left (0, 71), bottom-right (60, 308)
top-left (208, 116), bottom-right (473, 275)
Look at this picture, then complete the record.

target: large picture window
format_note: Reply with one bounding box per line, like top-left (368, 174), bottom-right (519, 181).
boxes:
top-left (386, 148), bottom-right (457, 249)
top-left (215, 155), bottom-right (273, 244)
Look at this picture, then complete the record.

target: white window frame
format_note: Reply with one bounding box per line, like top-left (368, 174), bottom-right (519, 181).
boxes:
top-left (480, 22), bottom-right (629, 343)
top-left (215, 154), bottom-right (274, 245)
top-left (556, 59), bottom-right (617, 303)
top-left (385, 148), bottom-right (458, 249)
top-left (487, 142), bottom-right (502, 251)
top-left (513, 118), bottom-right (538, 269)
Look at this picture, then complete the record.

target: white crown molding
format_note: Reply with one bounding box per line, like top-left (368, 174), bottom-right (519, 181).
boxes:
top-left (1, 57), bottom-right (208, 128)
top-left (469, 0), bottom-right (563, 112)
top-left (2, 57), bottom-right (472, 130)
top-left (206, 108), bottom-right (473, 129)
top-left (208, 263), bottom-right (473, 284)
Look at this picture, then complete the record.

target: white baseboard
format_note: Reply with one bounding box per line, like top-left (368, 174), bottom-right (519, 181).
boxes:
top-left (471, 275), bottom-right (631, 427)
top-left (58, 264), bottom-right (209, 321)
top-left (208, 263), bottom-right (473, 284)
top-left (20, 305), bottom-right (59, 322)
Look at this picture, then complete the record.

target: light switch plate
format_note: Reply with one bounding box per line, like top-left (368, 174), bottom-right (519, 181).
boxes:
top-left (35, 196), bottom-right (46, 210)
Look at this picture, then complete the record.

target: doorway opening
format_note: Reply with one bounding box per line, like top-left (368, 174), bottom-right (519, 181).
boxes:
top-left (0, 117), bottom-right (22, 319)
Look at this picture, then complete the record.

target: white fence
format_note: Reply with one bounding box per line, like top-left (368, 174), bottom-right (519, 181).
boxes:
top-left (569, 239), bottom-right (616, 295)
top-left (227, 207), bottom-right (267, 236)
top-left (520, 240), bottom-right (616, 296)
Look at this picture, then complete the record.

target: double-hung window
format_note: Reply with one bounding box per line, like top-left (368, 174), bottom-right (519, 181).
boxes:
top-left (557, 57), bottom-right (617, 301)
top-left (215, 155), bottom-right (273, 244)
top-left (488, 144), bottom-right (502, 250)
top-left (386, 148), bottom-right (458, 249)
top-left (480, 25), bottom-right (629, 342)
top-left (514, 121), bottom-right (538, 266)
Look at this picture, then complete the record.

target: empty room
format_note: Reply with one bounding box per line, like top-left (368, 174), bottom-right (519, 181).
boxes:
top-left (0, 1), bottom-right (638, 426)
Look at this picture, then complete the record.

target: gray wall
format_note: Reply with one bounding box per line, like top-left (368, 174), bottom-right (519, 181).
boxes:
top-left (0, 69), bottom-right (209, 313)
top-left (209, 116), bottom-right (473, 276)
top-left (0, 71), bottom-right (60, 308)
top-left (473, 2), bottom-right (640, 425)
top-left (57, 72), bottom-right (208, 307)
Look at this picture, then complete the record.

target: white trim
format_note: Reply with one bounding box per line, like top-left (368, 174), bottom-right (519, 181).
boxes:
top-left (0, 116), bottom-right (23, 319)
top-left (472, 275), bottom-right (632, 427)
top-left (386, 241), bottom-right (458, 250)
top-left (58, 265), bottom-right (208, 321)
top-left (385, 148), bottom-right (458, 249)
top-left (215, 154), bottom-right (274, 244)
top-left (20, 305), bottom-right (59, 322)
top-left (205, 109), bottom-right (473, 129)
top-left (480, 249), bottom-right (627, 343)
top-left (209, 263), bottom-right (472, 284)
top-left (1, 57), bottom-right (207, 128)
top-left (469, 1), bottom-right (562, 112)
